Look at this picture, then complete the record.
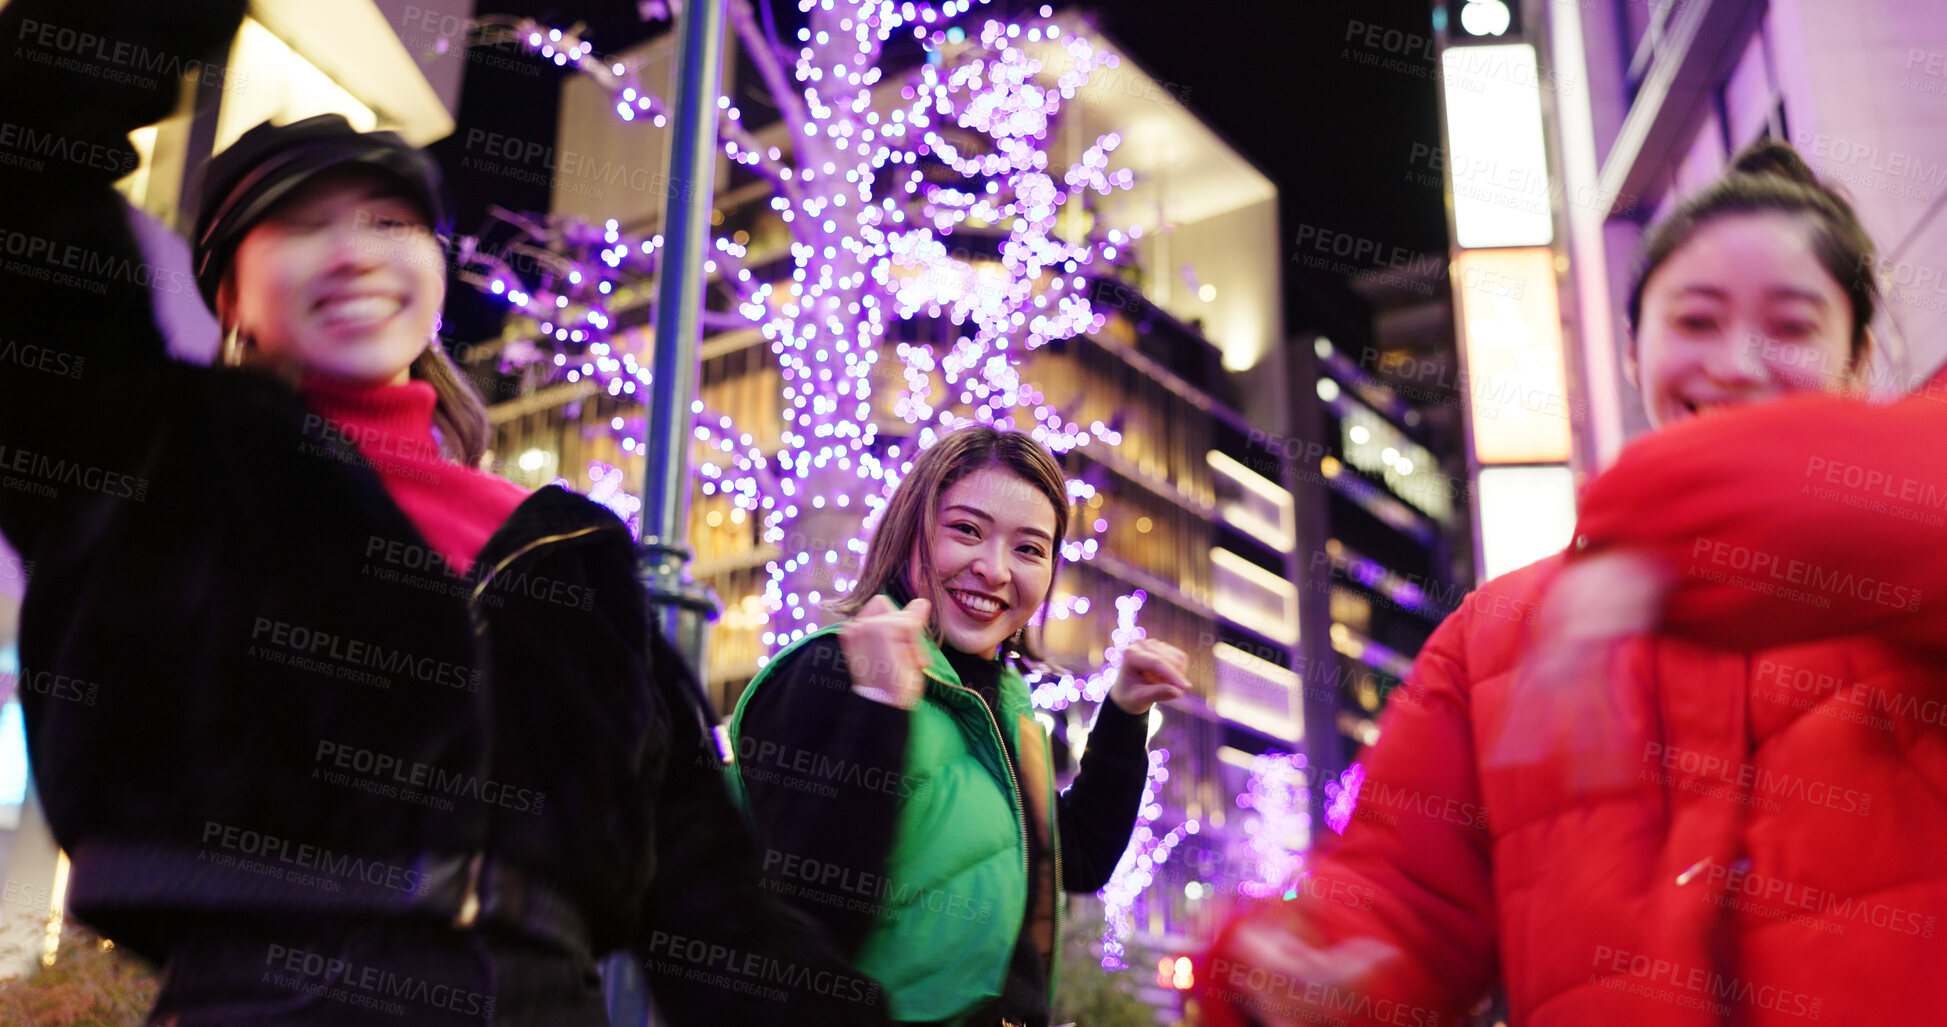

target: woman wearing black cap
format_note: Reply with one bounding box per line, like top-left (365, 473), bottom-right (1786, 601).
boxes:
top-left (0, 2), bottom-right (884, 1025)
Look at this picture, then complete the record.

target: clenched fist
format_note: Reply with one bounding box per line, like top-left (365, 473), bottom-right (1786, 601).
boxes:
top-left (1108, 638), bottom-right (1190, 716)
top-left (839, 595), bottom-right (933, 710)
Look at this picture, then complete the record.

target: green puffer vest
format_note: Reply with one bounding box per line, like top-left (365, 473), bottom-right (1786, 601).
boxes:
top-left (728, 616), bottom-right (1064, 1024)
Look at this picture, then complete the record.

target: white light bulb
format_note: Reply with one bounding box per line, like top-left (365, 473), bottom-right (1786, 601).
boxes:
top-left (1460, 0), bottom-right (1512, 37)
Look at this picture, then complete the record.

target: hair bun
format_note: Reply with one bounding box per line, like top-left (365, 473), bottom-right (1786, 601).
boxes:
top-left (1728, 138), bottom-right (1823, 188)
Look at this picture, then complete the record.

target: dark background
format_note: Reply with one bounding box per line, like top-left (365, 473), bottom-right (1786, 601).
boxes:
top-left (1100, 0), bottom-right (1449, 328)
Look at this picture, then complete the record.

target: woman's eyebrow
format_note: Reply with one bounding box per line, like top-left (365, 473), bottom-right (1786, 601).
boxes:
top-left (1764, 286), bottom-right (1831, 307)
top-left (944, 504), bottom-right (1053, 542)
top-left (1673, 284), bottom-right (1729, 301)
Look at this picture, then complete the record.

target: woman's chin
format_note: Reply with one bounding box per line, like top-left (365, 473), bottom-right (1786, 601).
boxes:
top-left (298, 327), bottom-right (422, 372)
top-left (297, 346), bottom-right (419, 385)
top-left (940, 618), bottom-right (1021, 658)
top-left (940, 628), bottom-right (1000, 657)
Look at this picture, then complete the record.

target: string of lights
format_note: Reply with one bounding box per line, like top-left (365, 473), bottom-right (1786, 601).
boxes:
top-left (470, 0), bottom-right (1183, 962)
top-left (1236, 751), bottom-right (1311, 901)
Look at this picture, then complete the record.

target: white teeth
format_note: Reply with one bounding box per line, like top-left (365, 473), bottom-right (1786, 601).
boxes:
top-left (953, 590), bottom-right (1001, 615)
top-left (318, 296), bottom-right (402, 325)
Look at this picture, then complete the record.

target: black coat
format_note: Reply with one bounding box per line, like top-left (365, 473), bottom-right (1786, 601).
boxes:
top-left (0, 2), bottom-right (883, 1022)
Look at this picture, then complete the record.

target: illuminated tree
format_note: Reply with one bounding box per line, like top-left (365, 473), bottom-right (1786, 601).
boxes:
top-left (458, 0), bottom-right (1202, 965)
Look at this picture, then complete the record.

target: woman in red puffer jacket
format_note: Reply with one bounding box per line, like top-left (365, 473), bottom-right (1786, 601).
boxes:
top-left (1198, 140), bottom-right (1947, 1027)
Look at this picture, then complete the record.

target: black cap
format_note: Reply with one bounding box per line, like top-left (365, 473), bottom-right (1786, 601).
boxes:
top-left (190, 114), bottom-right (450, 312)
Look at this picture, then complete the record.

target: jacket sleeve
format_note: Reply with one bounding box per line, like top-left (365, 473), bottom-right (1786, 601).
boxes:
top-left (1054, 698), bottom-right (1150, 893)
top-left (633, 629), bottom-right (891, 1026)
top-left (1573, 383), bottom-right (1947, 654)
top-left (1197, 611), bottom-right (1496, 1027)
top-left (732, 637), bottom-right (913, 957)
top-left (0, 0), bottom-right (245, 556)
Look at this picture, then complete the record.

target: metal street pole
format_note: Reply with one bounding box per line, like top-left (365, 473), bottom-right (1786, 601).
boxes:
top-left (638, 0), bottom-right (728, 659)
top-left (601, 0), bottom-right (728, 1023)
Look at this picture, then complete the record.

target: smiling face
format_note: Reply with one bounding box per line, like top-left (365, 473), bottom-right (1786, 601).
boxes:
top-left (223, 165), bottom-right (444, 386)
top-left (1632, 212), bottom-right (1858, 428)
top-left (909, 465), bottom-right (1060, 657)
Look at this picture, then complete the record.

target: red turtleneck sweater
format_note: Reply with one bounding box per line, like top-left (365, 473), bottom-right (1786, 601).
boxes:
top-left (302, 374), bottom-right (529, 576)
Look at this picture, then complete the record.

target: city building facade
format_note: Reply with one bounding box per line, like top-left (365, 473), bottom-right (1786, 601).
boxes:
top-left (1285, 269), bottom-right (1473, 781)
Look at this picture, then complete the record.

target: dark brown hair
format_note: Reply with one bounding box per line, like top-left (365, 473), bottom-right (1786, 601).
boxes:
top-left (410, 343), bottom-right (494, 467)
top-left (1627, 139), bottom-right (1879, 364)
top-left (831, 425), bottom-right (1071, 664)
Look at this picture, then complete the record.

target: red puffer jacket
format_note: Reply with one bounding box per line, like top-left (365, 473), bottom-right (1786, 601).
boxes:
top-left (1198, 372), bottom-right (1947, 1026)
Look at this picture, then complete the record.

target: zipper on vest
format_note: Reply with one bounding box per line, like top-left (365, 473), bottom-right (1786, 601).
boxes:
top-left (1049, 781), bottom-right (1063, 991)
top-left (931, 672), bottom-right (1066, 991)
top-left (931, 675), bottom-right (1033, 885)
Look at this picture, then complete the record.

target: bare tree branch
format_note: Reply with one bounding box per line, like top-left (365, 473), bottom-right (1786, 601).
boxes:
top-left (727, 0), bottom-right (813, 164)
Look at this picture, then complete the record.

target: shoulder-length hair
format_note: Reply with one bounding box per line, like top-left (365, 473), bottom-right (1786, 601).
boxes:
top-left (830, 425), bottom-right (1071, 666)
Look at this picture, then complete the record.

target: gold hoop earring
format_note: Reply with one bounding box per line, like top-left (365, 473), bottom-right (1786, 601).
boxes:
top-left (220, 324), bottom-right (243, 367)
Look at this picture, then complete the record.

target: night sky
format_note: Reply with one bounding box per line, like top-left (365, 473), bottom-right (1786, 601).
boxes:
top-left (1100, 0), bottom-right (1450, 328)
top-left (435, 0), bottom-right (1451, 340)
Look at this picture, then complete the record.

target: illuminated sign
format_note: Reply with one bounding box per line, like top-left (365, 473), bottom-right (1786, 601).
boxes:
top-left (1476, 466), bottom-right (1577, 581)
top-left (1454, 247), bottom-right (1573, 464)
top-left (1442, 43), bottom-right (1551, 248)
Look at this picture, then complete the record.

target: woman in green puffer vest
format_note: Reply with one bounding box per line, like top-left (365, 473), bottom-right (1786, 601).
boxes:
top-left (729, 425), bottom-right (1192, 1026)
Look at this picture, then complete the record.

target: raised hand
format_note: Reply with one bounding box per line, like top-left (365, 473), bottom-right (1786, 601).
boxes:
top-left (838, 595), bottom-right (933, 710)
top-left (1485, 551), bottom-right (1667, 791)
top-left (1108, 637), bottom-right (1190, 716)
